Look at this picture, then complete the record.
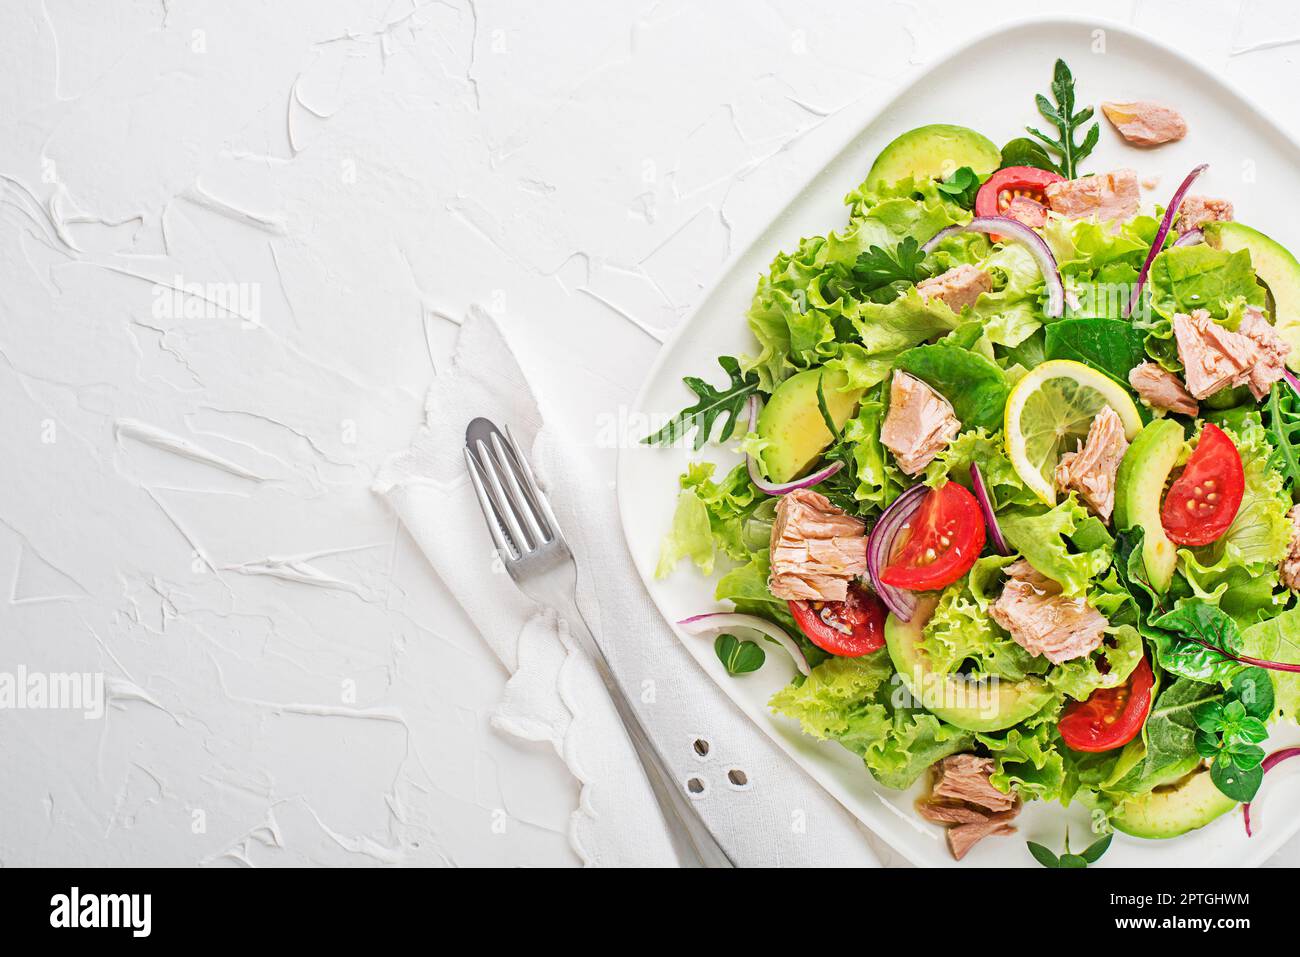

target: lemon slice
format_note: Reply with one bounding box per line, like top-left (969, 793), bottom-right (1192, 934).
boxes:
top-left (1004, 359), bottom-right (1143, 504)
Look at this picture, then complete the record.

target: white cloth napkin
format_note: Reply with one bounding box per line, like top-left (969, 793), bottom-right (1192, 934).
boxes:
top-left (375, 306), bottom-right (884, 867)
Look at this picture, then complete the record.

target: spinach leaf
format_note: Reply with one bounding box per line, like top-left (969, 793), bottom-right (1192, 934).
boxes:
top-left (894, 340), bottom-right (1010, 432)
top-left (1043, 318), bottom-right (1147, 388)
top-left (642, 356), bottom-right (759, 449)
top-left (1000, 137), bottom-right (1061, 175)
top-left (1024, 59), bottom-right (1100, 179)
top-left (1114, 677), bottom-right (1222, 792)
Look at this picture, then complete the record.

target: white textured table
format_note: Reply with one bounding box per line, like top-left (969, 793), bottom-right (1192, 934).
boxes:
top-left (0, 0), bottom-right (1296, 867)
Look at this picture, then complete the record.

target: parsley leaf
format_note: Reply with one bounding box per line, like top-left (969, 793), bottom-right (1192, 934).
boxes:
top-left (849, 236), bottom-right (932, 295)
top-left (714, 633), bottom-right (766, 675)
top-left (641, 356), bottom-right (758, 450)
top-left (1024, 58), bottom-right (1099, 179)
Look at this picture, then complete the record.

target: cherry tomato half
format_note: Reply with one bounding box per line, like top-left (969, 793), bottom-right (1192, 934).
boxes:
top-left (788, 582), bottom-right (886, 657)
top-left (878, 482), bottom-right (986, 592)
top-left (1059, 657), bottom-right (1155, 753)
top-left (974, 165), bottom-right (1065, 219)
top-left (1160, 423), bottom-right (1245, 547)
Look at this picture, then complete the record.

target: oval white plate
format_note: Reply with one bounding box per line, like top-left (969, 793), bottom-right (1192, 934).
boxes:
top-left (618, 14), bottom-right (1300, 867)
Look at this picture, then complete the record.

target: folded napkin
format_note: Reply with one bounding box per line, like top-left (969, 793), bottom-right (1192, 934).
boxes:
top-left (376, 306), bottom-right (885, 867)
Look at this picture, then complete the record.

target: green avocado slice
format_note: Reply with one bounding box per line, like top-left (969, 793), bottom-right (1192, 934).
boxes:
top-left (1111, 765), bottom-right (1238, 839)
top-left (866, 124), bottom-right (1000, 189)
top-left (1204, 220), bottom-right (1300, 370)
top-left (1114, 418), bottom-right (1185, 594)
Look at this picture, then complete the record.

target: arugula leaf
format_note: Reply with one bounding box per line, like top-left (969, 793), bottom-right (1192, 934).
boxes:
top-left (1000, 137), bottom-right (1061, 175)
top-left (642, 356), bottom-right (758, 450)
top-left (1024, 59), bottom-right (1100, 179)
top-left (714, 633), bottom-right (766, 675)
top-left (936, 166), bottom-right (982, 209)
top-left (848, 236), bottom-right (932, 294)
top-left (1264, 383), bottom-right (1300, 498)
top-left (1043, 319), bottom-right (1148, 389)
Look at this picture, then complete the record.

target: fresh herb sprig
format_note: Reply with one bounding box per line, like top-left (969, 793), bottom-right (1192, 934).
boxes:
top-left (848, 236), bottom-right (932, 295)
top-left (1194, 668), bottom-right (1274, 802)
top-left (935, 165), bottom-right (982, 209)
top-left (714, 633), bottom-right (765, 675)
top-left (1027, 830), bottom-right (1112, 868)
top-left (641, 356), bottom-right (758, 450)
top-left (1264, 382), bottom-right (1300, 498)
top-left (1025, 58), bottom-right (1099, 179)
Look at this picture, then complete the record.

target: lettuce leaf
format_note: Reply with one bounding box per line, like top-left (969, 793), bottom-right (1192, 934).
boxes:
top-left (1241, 608), bottom-right (1300, 723)
top-left (863, 712), bottom-right (975, 790)
top-left (1048, 623), bottom-right (1144, 702)
top-left (656, 488), bottom-right (714, 577)
top-left (977, 717), bottom-right (1067, 803)
top-left (921, 564), bottom-right (1046, 682)
top-left (998, 494), bottom-right (1114, 596)
top-left (1146, 245), bottom-right (1267, 322)
top-left (923, 428), bottom-right (1039, 509)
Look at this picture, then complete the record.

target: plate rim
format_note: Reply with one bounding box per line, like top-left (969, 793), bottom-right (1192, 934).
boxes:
top-left (616, 12), bottom-right (1300, 867)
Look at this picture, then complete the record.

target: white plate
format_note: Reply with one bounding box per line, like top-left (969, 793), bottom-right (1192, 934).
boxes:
top-left (618, 14), bottom-right (1300, 867)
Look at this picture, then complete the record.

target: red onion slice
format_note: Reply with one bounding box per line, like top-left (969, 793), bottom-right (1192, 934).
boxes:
top-left (1244, 746), bottom-right (1300, 837)
top-left (968, 464), bottom-right (1011, 556)
top-left (922, 216), bottom-right (1065, 318)
top-left (677, 612), bottom-right (811, 676)
top-left (743, 396), bottom-right (844, 495)
top-left (1124, 163), bottom-right (1208, 318)
top-left (1173, 227), bottom-right (1204, 247)
top-left (1283, 369), bottom-right (1300, 400)
top-left (865, 483), bottom-right (928, 622)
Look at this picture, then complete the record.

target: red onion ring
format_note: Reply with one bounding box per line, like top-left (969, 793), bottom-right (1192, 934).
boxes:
top-left (922, 216), bottom-right (1065, 318)
top-left (1283, 369), bottom-right (1300, 400)
top-left (1173, 227), bottom-right (1204, 247)
top-left (677, 612), bottom-right (811, 676)
top-left (968, 463), bottom-right (1010, 556)
top-left (1243, 746), bottom-right (1300, 837)
top-left (1124, 163), bottom-right (1208, 318)
top-left (743, 396), bottom-right (844, 495)
top-left (865, 483), bottom-right (928, 621)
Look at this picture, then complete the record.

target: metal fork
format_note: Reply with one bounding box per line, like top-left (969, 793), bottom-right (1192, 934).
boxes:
top-left (464, 417), bottom-right (736, 868)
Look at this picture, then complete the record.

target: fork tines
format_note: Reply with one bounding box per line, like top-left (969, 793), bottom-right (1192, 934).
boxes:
top-left (464, 418), bottom-right (558, 560)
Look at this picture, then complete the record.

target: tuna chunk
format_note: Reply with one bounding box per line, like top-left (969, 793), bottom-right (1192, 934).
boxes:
top-left (1174, 307), bottom-right (1288, 400)
top-left (1128, 361), bottom-right (1199, 416)
top-left (767, 488), bottom-right (867, 602)
top-left (947, 811), bottom-right (1020, 861)
top-left (1177, 195), bottom-right (1234, 234)
top-left (880, 371), bottom-right (962, 476)
top-left (931, 755), bottom-right (1017, 812)
top-left (1101, 100), bottom-right (1188, 146)
top-left (1045, 169), bottom-right (1140, 224)
top-left (918, 754), bottom-right (1022, 861)
top-left (1281, 505), bottom-right (1300, 593)
top-left (1238, 306), bottom-right (1290, 399)
top-left (989, 560), bottom-right (1108, 664)
top-left (1005, 195), bottom-right (1048, 229)
top-left (917, 264), bottom-right (993, 314)
top-left (1054, 406), bottom-right (1129, 523)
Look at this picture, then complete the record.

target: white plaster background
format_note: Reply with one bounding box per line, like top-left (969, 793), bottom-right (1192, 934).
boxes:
top-left (1, 0), bottom-right (1298, 867)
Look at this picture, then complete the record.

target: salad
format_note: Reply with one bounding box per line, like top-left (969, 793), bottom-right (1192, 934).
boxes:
top-left (649, 60), bottom-right (1300, 862)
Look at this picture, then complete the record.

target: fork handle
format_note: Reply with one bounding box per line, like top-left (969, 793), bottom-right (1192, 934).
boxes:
top-left (554, 595), bottom-right (737, 868)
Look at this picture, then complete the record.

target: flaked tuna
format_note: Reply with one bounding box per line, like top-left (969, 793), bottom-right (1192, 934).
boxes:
top-left (1281, 505), bottom-right (1300, 594)
top-left (1005, 195), bottom-right (1048, 229)
top-left (1101, 100), bottom-right (1188, 146)
top-left (767, 488), bottom-right (867, 602)
top-left (1174, 307), bottom-right (1289, 400)
top-left (1128, 361), bottom-right (1199, 416)
top-left (917, 264), bottom-right (993, 314)
top-left (989, 560), bottom-right (1108, 665)
top-left (1054, 406), bottom-right (1129, 523)
top-left (1177, 195), bottom-right (1233, 234)
top-left (946, 810), bottom-right (1020, 861)
top-left (1045, 169), bottom-right (1140, 224)
top-left (931, 755), bottom-right (1017, 811)
top-left (880, 371), bottom-right (961, 476)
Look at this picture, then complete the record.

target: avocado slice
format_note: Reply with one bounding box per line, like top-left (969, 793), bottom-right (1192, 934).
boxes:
top-left (1204, 221), bottom-right (1300, 370)
top-left (756, 368), bottom-right (863, 483)
top-left (883, 595), bottom-right (1054, 733)
top-left (1114, 418), bottom-right (1184, 593)
top-left (1111, 766), bottom-right (1238, 839)
top-left (866, 124), bottom-right (1001, 189)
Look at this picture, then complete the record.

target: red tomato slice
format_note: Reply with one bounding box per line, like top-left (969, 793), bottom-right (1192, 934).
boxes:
top-left (1160, 423), bottom-right (1245, 547)
top-left (878, 483), bottom-right (986, 592)
top-left (974, 165), bottom-right (1065, 219)
top-left (788, 582), bottom-right (886, 657)
top-left (1059, 657), bottom-right (1154, 753)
